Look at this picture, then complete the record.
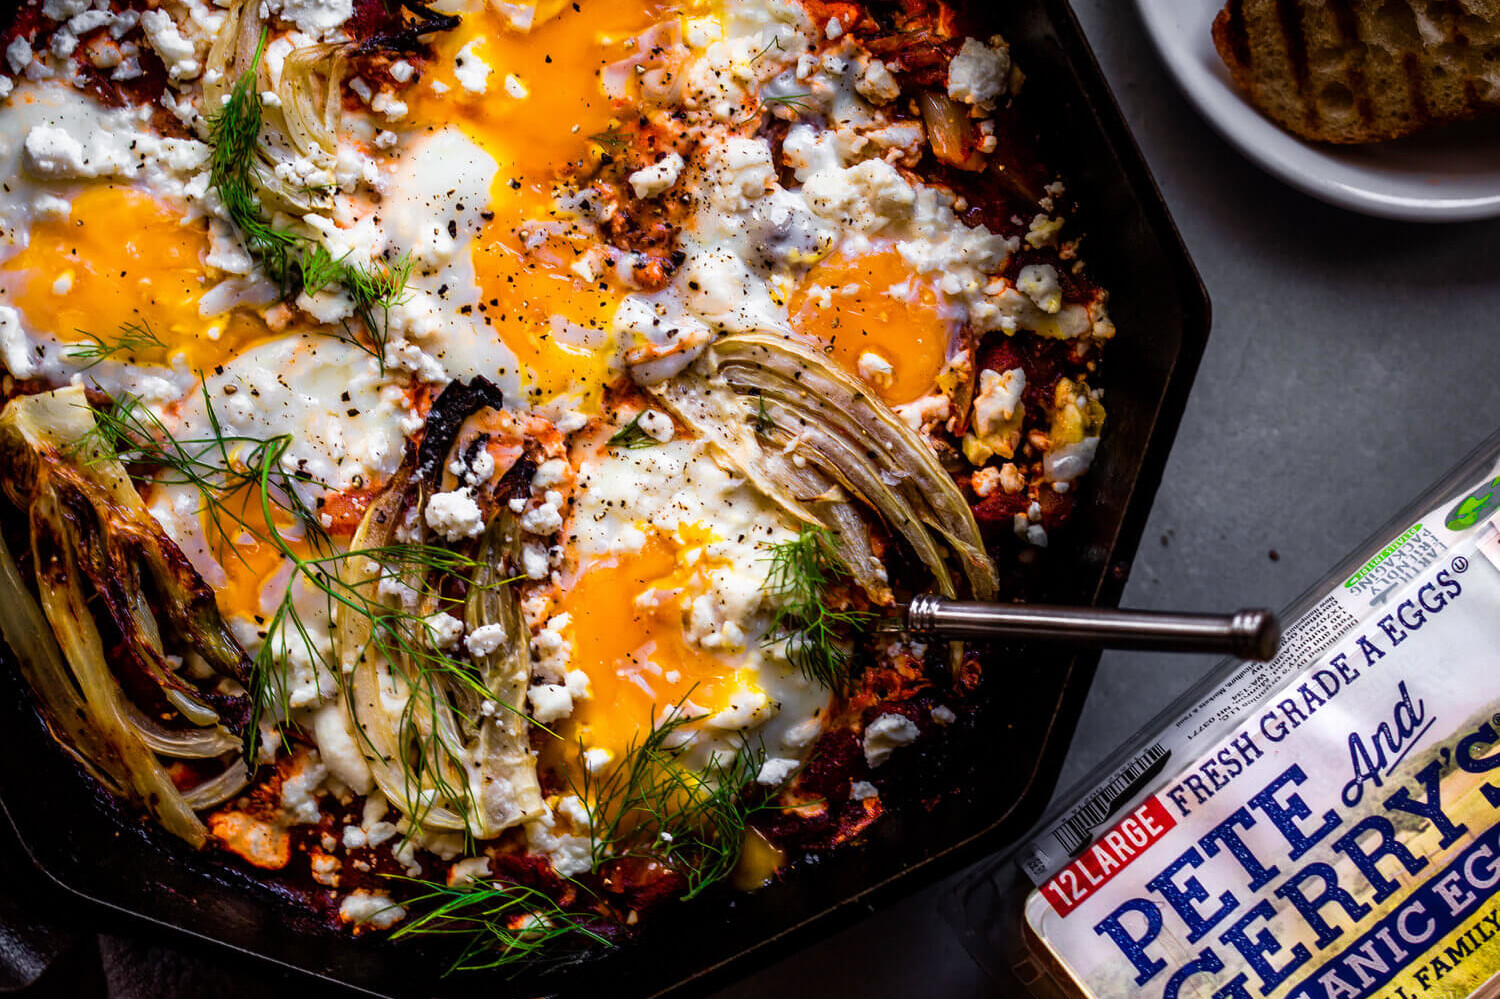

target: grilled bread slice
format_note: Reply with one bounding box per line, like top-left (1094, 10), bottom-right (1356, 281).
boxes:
top-left (1213, 0), bottom-right (1500, 143)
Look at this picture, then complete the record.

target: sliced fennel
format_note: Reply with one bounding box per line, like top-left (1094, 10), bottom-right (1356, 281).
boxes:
top-left (0, 388), bottom-right (252, 847)
top-left (652, 331), bottom-right (998, 604)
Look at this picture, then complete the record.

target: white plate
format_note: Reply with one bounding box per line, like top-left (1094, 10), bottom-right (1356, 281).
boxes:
top-left (1134, 0), bottom-right (1500, 222)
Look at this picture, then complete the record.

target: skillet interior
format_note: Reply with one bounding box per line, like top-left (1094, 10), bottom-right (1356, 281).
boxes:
top-left (0, 0), bottom-right (1210, 995)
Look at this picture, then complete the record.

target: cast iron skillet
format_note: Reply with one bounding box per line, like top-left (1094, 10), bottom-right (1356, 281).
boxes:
top-left (0, 0), bottom-right (1211, 995)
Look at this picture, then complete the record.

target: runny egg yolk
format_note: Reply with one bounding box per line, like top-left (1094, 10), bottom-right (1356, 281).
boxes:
top-left (203, 482), bottom-right (317, 623)
top-left (408, 0), bottom-right (683, 407)
top-left (556, 527), bottom-right (748, 769)
top-left (788, 245), bottom-right (956, 406)
top-left (3, 185), bottom-right (266, 373)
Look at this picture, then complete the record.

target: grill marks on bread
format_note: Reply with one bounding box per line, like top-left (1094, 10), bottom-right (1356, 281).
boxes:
top-left (1213, 0), bottom-right (1500, 143)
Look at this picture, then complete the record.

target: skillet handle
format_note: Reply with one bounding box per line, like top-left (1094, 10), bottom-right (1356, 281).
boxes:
top-left (901, 595), bottom-right (1281, 662)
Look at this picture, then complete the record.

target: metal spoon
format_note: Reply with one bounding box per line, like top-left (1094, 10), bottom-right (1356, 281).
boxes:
top-left (890, 594), bottom-right (1281, 661)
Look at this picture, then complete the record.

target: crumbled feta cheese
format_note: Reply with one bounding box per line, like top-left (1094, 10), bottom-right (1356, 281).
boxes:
top-left (278, 752), bottom-right (328, 825)
top-left (583, 747), bottom-right (612, 774)
top-left (972, 465), bottom-right (1000, 498)
top-left (269, 0), bottom-right (354, 38)
top-left (527, 683), bottom-right (573, 723)
top-left (999, 462), bottom-right (1025, 494)
top-left (42, 0), bottom-right (90, 20)
top-left (447, 856), bottom-right (491, 887)
top-left (1017, 263), bottom-right (1062, 314)
top-left (520, 493), bottom-right (564, 535)
top-left (449, 447), bottom-right (495, 486)
top-left (757, 757), bottom-right (799, 786)
top-left (503, 73), bottom-right (528, 99)
top-left (973, 367), bottom-right (1026, 438)
top-left (370, 90), bottom-right (406, 120)
top-left (50, 29), bottom-right (78, 59)
top-left (66, 9), bottom-right (113, 34)
top-left (947, 36), bottom-right (1010, 106)
top-left (374, 129), bottom-right (398, 150)
top-left (310, 852), bottom-right (341, 886)
top-left (0, 306), bottom-right (35, 379)
top-left (855, 57), bottom-right (900, 104)
top-left (1026, 213), bottom-right (1064, 249)
top-left (424, 489), bottom-right (485, 541)
top-left (377, 574), bottom-right (420, 610)
top-left (464, 623), bottom-right (506, 658)
top-left (424, 612), bottom-right (464, 650)
top-left (931, 705), bottom-right (957, 725)
top-left (1025, 524), bottom-right (1049, 547)
top-left (339, 889), bottom-right (405, 930)
top-left (5, 38), bottom-right (32, 75)
top-left (635, 409), bottom-right (675, 442)
top-left (140, 9), bottom-right (201, 81)
top-left (863, 713), bottom-right (920, 767)
top-left (522, 543), bottom-right (549, 580)
top-left (22, 125), bottom-right (86, 176)
top-left (454, 39), bottom-right (490, 94)
top-left (628, 152), bottom-right (685, 200)
top-left (1043, 437), bottom-right (1099, 484)
top-left (388, 59), bottom-right (413, 82)
top-left (526, 808), bottom-right (592, 877)
top-left (857, 351), bottom-right (894, 388)
top-left (850, 780), bottom-right (879, 801)
top-left (531, 458), bottom-right (568, 488)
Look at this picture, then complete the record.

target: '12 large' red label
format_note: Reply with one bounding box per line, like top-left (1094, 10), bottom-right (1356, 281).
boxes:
top-left (1039, 797), bottom-right (1176, 917)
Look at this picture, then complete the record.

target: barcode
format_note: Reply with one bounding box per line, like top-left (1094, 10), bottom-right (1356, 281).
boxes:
top-left (1051, 743), bottom-right (1169, 856)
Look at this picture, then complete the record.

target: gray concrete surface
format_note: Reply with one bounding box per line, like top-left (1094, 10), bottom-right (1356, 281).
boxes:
top-left (710, 1), bottom-right (1500, 996)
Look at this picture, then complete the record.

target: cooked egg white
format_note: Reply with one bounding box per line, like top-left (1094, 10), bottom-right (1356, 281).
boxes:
top-left (0, 81), bottom-right (273, 392)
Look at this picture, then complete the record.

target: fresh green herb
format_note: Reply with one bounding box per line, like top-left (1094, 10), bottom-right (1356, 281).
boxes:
top-left (205, 33), bottom-right (413, 369)
top-left (574, 695), bottom-right (766, 900)
top-left (78, 386), bottom-right (489, 766)
top-left (750, 37), bottom-right (784, 63)
top-left (752, 395), bottom-right (772, 436)
top-left (762, 525), bottom-right (871, 692)
top-left (761, 92), bottom-right (816, 116)
top-left (392, 879), bottom-right (611, 975)
top-left (342, 250), bottom-right (416, 361)
top-left (64, 321), bottom-right (168, 369)
top-left (206, 32), bottom-right (304, 288)
top-left (586, 127), bottom-right (628, 151)
top-left (606, 412), bottom-right (659, 450)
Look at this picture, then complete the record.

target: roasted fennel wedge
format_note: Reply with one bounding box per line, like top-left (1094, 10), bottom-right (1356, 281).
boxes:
top-left (339, 382), bottom-right (547, 840)
top-left (652, 331), bottom-right (999, 604)
top-left (0, 387), bottom-right (251, 847)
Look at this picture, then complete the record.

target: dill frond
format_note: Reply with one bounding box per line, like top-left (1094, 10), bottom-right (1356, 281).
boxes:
top-left (392, 879), bottom-right (610, 975)
top-left (206, 32), bottom-right (303, 288)
top-left (586, 127), bottom-right (627, 151)
top-left (575, 696), bottom-right (766, 900)
top-left (761, 92), bottom-right (816, 116)
top-left (750, 37), bottom-right (783, 63)
top-left (606, 413), bottom-right (659, 450)
top-left (342, 250), bottom-right (416, 362)
top-left (297, 242), bottom-right (347, 296)
top-left (65, 321), bottom-right (167, 368)
top-left (76, 385), bottom-right (491, 765)
top-left (205, 33), bottom-right (412, 370)
top-left (761, 525), bottom-right (871, 693)
top-left (752, 394), bottom-right (772, 436)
